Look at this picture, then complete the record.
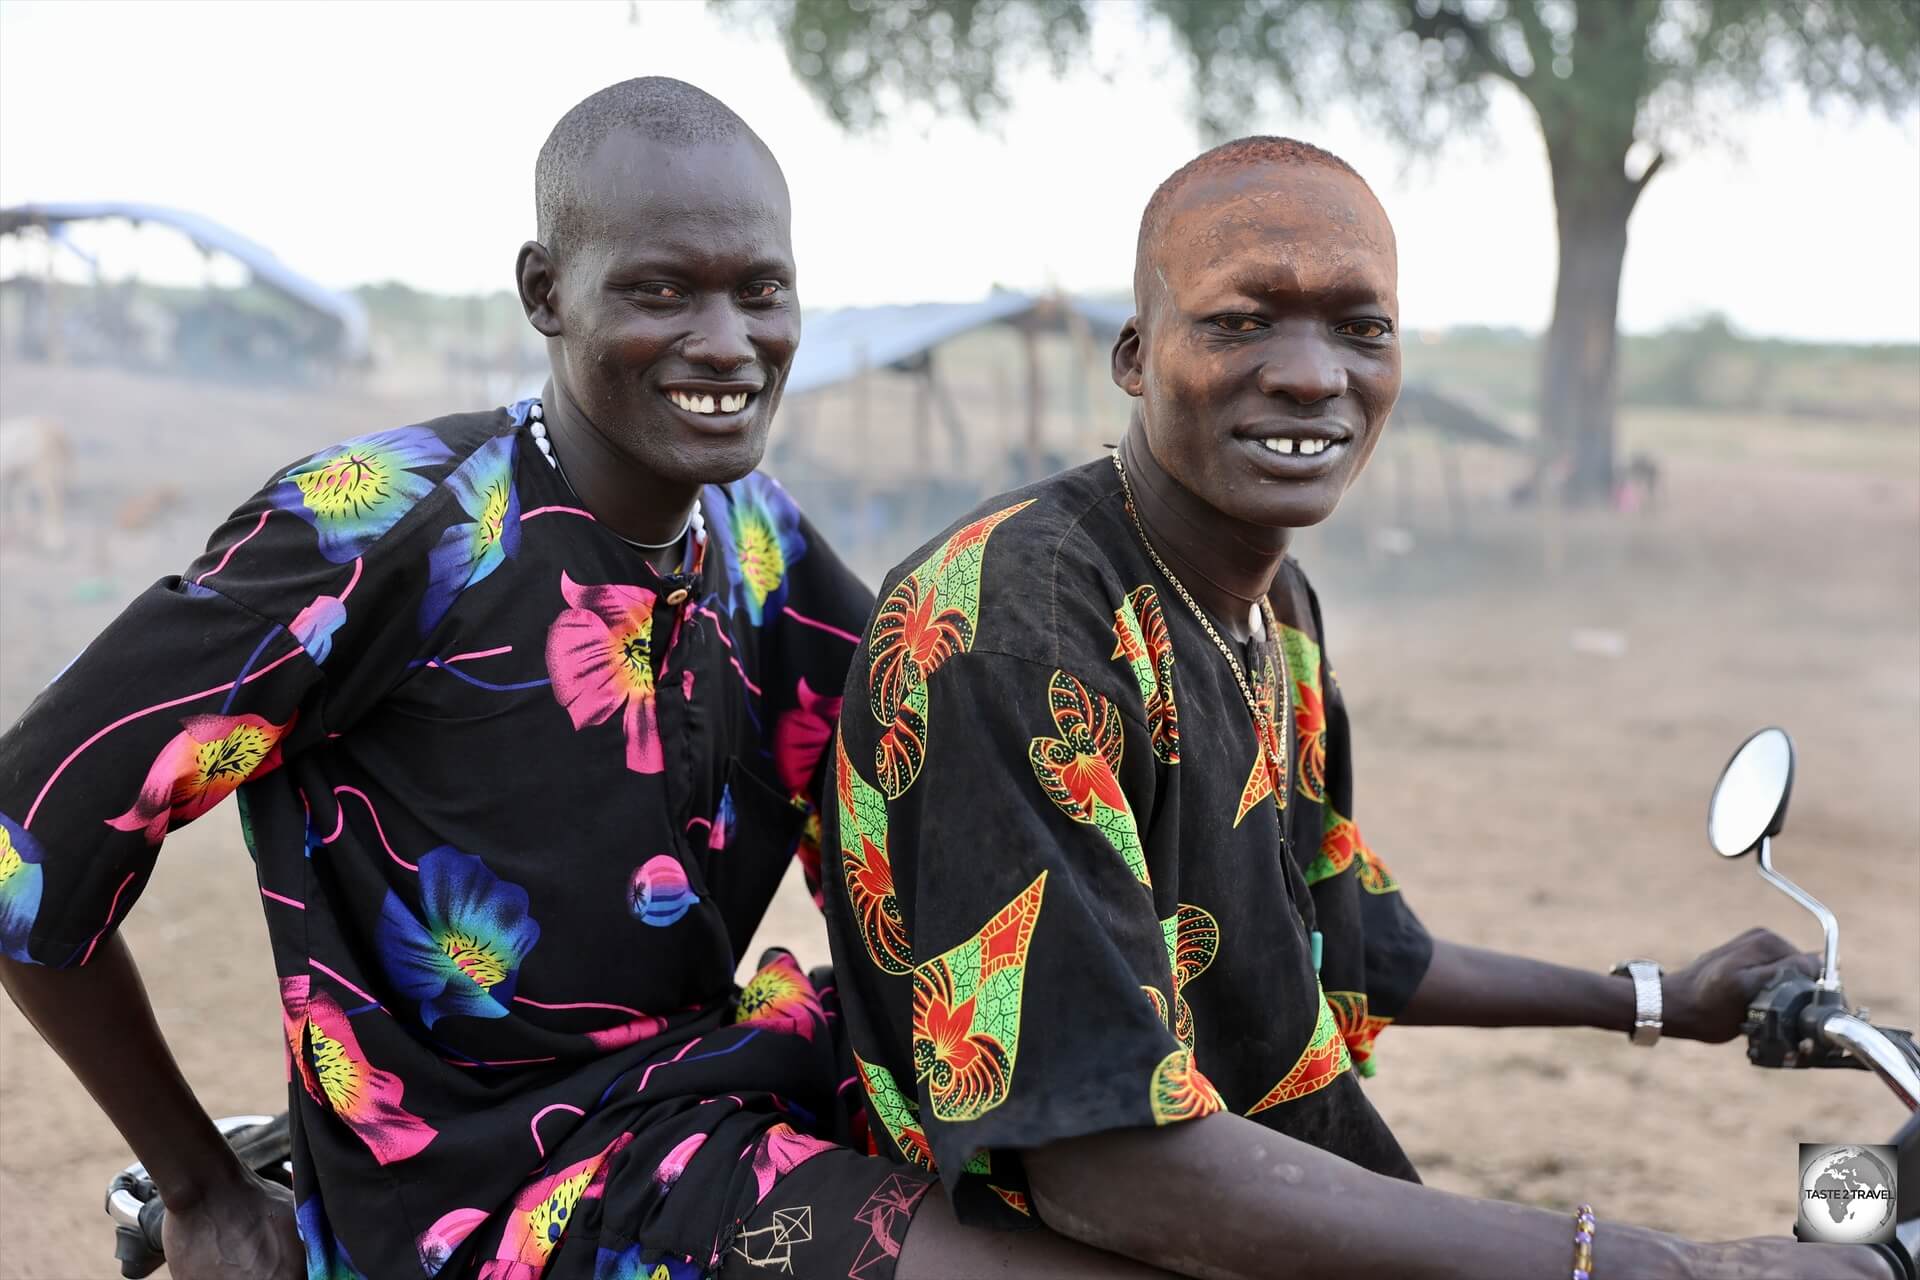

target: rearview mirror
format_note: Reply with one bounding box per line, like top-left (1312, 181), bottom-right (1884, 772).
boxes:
top-left (1708, 727), bottom-right (1795, 858)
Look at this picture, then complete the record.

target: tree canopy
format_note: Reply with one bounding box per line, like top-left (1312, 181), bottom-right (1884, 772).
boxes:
top-left (731, 0), bottom-right (1919, 496)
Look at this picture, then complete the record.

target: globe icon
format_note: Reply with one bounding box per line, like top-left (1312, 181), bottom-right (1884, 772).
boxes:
top-left (1799, 1145), bottom-right (1897, 1245)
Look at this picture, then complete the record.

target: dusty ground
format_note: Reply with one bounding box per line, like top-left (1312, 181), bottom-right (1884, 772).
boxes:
top-left (1, 361), bottom-right (1915, 1276)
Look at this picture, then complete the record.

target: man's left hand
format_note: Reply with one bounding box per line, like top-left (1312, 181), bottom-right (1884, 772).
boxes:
top-left (1662, 927), bottom-right (1821, 1043)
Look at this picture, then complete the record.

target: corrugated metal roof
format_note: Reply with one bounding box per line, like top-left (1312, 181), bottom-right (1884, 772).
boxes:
top-left (0, 201), bottom-right (369, 359)
top-left (785, 290), bottom-right (1038, 395)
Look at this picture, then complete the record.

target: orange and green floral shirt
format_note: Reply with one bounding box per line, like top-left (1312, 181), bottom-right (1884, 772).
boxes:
top-left (824, 457), bottom-right (1433, 1223)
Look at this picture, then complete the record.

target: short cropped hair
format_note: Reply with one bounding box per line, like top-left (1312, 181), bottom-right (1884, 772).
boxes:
top-left (535, 77), bottom-right (755, 260)
top-left (1134, 136), bottom-right (1369, 305)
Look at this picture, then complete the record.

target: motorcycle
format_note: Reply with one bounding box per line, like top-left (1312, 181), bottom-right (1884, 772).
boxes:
top-left (102, 728), bottom-right (1920, 1277)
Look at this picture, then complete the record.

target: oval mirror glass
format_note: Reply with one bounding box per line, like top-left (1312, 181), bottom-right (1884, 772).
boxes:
top-left (1708, 727), bottom-right (1795, 857)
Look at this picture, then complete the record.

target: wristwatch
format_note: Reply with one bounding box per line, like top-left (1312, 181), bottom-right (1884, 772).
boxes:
top-left (1611, 959), bottom-right (1664, 1047)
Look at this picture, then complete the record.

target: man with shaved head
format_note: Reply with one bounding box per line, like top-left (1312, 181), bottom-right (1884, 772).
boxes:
top-left (825, 138), bottom-right (1896, 1279)
top-left (0, 79), bottom-right (1172, 1280)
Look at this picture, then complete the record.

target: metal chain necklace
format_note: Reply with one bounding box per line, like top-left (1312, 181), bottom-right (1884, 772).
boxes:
top-left (1111, 452), bottom-right (1290, 834)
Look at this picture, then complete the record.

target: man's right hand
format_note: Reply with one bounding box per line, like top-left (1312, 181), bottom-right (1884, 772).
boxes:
top-left (160, 1169), bottom-right (302, 1280)
top-left (1687, 1236), bottom-right (1901, 1279)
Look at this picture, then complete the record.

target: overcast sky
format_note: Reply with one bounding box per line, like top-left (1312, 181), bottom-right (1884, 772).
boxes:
top-left (2, 0), bottom-right (1916, 342)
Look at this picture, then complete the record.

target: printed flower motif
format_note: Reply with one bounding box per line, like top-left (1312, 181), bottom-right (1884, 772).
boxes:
top-left (991, 1186), bottom-right (1032, 1216)
top-left (1157, 904), bottom-right (1219, 1052)
top-left (0, 813), bottom-right (47, 963)
top-left (1111, 585), bottom-right (1180, 764)
top-left (733, 950), bottom-right (826, 1041)
top-left (796, 810), bottom-right (825, 911)
top-left (1149, 1047), bottom-right (1226, 1125)
top-left (866, 501), bottom-right (1031, 797)
top-left (584, 1009), bottom-right (670, 1052)
top-left (270, 427), bottom-right (453, 563)
top-left (1232, 651), bottom-right (1288, 828)
top-left (422, 434), bottom-right (522, 633)
top-left (296, 1196), bottom-right (368, 1280)
top-left (1028, 671), bottom-right (1149, 886)
top-left (1326, 990), bottom-right (1395, 1079)
top-left (281, 975), bottom-right (315, 1092)
top-left (911, 873), bottom-right (1046, 1123)
top-left (294, 987), bottom-right (439, 1164)
top-left (376, 847), bottom-right (540, 1028)
top-left (746, 1122), bottom-right (837, 1203)
top-left (479, 1133), bottom-right (634, 1280)
top-left (419, 1207), bottom-right (489, 1276)
top-left (106, 713), bottom-right (294, 846)
top-left (773, 677), bottom-right (843, 797)
top-left (707, 787), bottom-right (734, 852)
top-left (593, 1245), bottom-right (701, 1280)
top-left (546, 573), bottom-right (664, 774)
top-left (1280, 625), bottom-right (1327, 802)
top-left (1247, 983), bottom-right (1352, 1114)
top-left (653, 1132), bottom-right (708, 1190)
top-left (628, 855), bottom-right (699, 927)
top-left (290, 595), bottom-right (348, 665)
top-left (709, 472), bottom-right (807, 626)
top-left (836, 733), bottom-right (911, 975)
top-left (1304, 809), bottom-right (1400, 893)
top-left (856, 1052), bottom-right (934, 1169)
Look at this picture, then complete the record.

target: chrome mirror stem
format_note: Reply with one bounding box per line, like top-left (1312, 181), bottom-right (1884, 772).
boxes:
top-left (1755, 836), bottom-right (1841, 992)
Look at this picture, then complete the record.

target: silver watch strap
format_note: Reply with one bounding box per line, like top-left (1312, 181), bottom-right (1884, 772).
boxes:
top-left (1611, 959), bottom-right (1664, 1046)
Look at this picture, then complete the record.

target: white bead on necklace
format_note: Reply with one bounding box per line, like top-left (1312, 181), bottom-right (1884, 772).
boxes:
top-left (526, 399), bottom-right (706, 555)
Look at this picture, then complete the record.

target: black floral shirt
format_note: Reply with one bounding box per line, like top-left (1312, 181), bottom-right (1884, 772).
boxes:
top-left (824, 457), bottom-right (1434, 1224)
top-left (0, 402), bottom-right (875, 1278)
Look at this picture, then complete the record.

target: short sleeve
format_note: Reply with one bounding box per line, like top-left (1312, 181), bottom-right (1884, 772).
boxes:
top-left (0, 429), bottom-right (447, 966)
top-left (830, 648), bottom-right (1220, 1208)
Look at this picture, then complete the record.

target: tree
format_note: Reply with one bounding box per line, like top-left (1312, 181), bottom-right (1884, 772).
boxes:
top-left (728, 0), bottom-right (1918, 500)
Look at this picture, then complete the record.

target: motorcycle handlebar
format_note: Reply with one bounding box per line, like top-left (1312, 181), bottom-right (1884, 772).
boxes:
top-left (1819, 1011), bottom-right (1920, 1111)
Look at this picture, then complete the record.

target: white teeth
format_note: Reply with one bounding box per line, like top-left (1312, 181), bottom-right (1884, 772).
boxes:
top-left (667, 391), bottom-right (753, 415)
top-left (1260, 437), bottom-right (1335, 456)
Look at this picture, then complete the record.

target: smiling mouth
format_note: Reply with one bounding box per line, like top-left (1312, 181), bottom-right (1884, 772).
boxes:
top-left (665, 390), bottom-right (755, 416)
top-left (1257, 436), bottom-right (1335, 457)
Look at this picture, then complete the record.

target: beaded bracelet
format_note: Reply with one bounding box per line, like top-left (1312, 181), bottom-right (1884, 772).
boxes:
top-left (1569, 1203), bottom-right (1596, 1280)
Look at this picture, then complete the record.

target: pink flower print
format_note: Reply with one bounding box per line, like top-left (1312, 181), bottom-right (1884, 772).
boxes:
top-left (773, 677), bottom-right (843, 796)
top-left (303, 989), bottom-right (438, 1165)
top-left (281, 975), bottom-right (316, 1095)
top-left (480, 1132), bottom-right (634, 1280)
top-left (418, 1207), bottom-right (489, 1276)
top-left (744, 1122), bottom-right (836, 1205)
top-left (546, 573), bottom-right (663, 774)
top-left (107, 713), bottom-right (294, 845)
top-left (732, 950), bottom-right (825, 1042)
top-left (290, 595), bottom-right (348, 664)
top-left (653, 1132), bottom-right (707, 1190)
top-left (583, 1010), bottom-right (670, 1052)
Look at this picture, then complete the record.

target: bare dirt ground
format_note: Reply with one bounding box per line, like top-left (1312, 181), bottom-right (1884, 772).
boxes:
top-left (2, 361), bottom-right (1915, 1276)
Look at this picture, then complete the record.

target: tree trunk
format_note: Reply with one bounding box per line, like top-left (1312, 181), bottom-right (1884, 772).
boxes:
top-left (1539, 143), bottom-right (1644, 504)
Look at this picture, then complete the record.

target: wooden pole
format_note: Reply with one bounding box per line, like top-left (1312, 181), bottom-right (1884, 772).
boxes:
top-left (1021, 322), bottom-right (1043, 481)
top-left (912, 357), bottom-right (933, 475)
top-left (1441, 439), bottom-right (1468, 539)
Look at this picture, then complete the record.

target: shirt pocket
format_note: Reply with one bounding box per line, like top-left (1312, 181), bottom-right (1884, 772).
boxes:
top-left (697, 756), bottom-right (807, 962)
